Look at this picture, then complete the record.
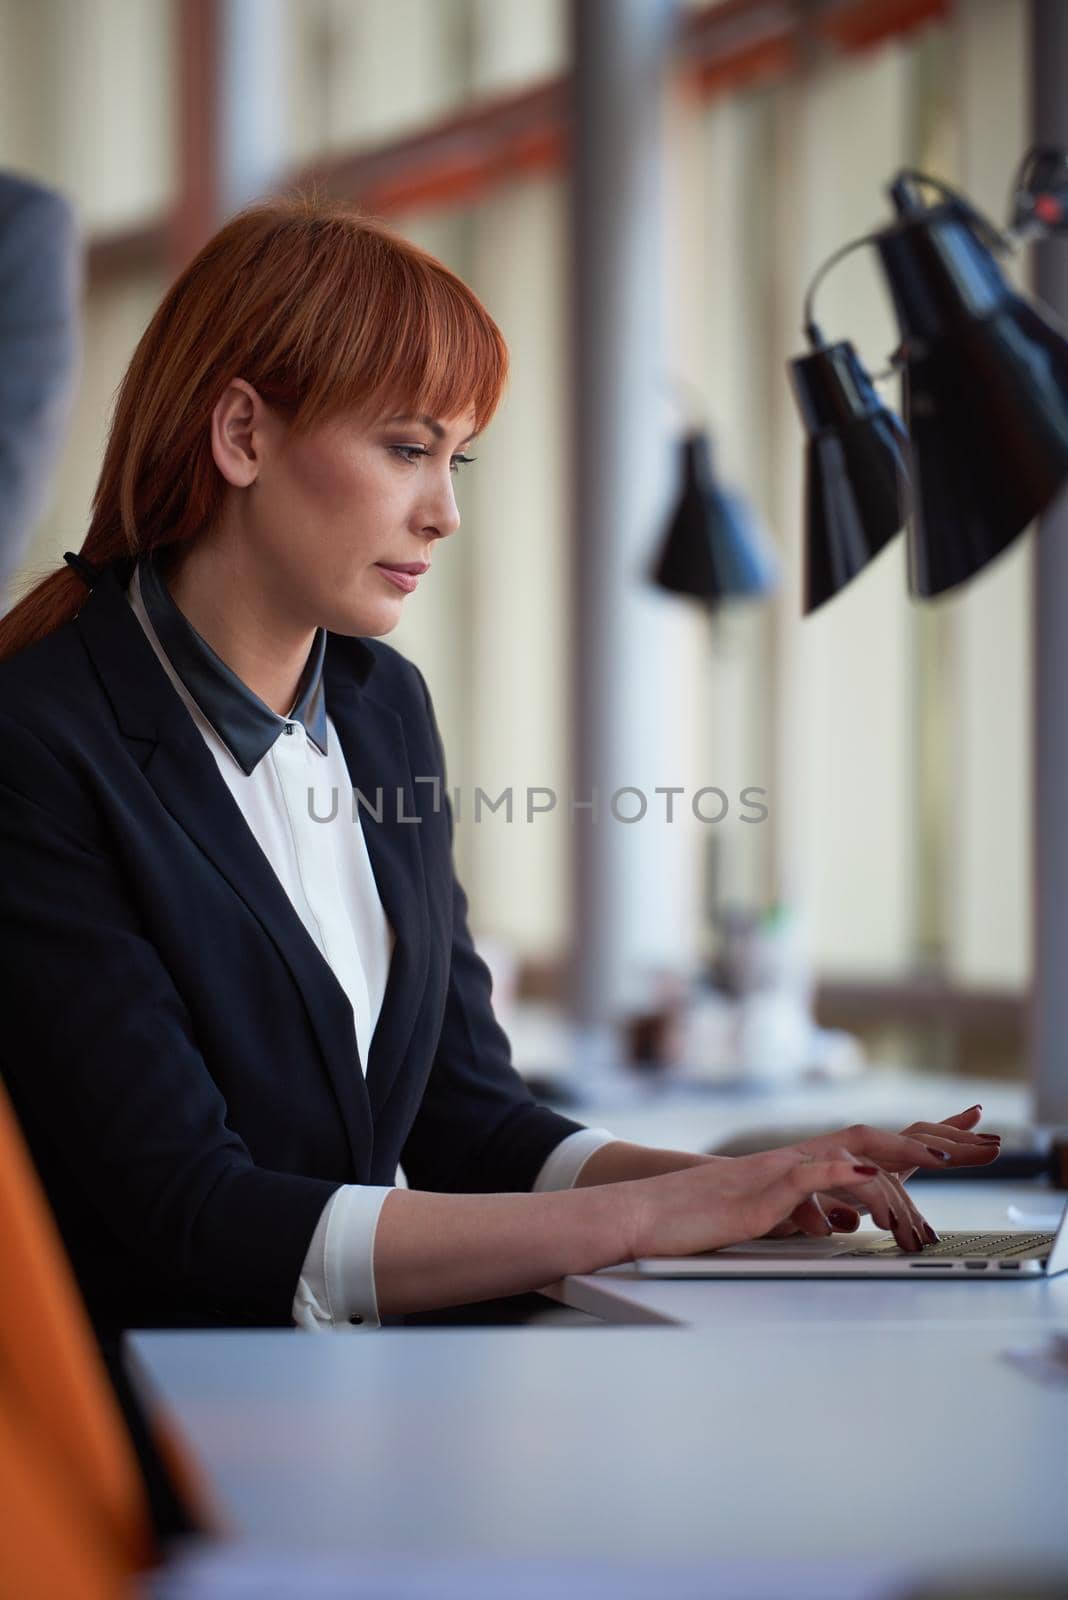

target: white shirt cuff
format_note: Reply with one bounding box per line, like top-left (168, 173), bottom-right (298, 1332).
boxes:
top-left (291, 1184), bottom-right (393, 1330)
top-left (531, 1128), bottom-right (618, 1192)
top-left (292, 1134), bottom-right (619, 1328)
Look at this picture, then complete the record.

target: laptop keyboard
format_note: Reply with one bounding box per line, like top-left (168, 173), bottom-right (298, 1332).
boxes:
top-left (843, 1230), bottom-right (1054, 1260)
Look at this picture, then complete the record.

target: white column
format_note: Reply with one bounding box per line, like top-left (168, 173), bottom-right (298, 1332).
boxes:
top-left (219, 0), bottom-right (288, 213)
top-left (568, 0), bottom-right (699, 1056)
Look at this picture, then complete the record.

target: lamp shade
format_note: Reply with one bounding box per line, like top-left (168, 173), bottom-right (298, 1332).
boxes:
top-left (788, 341), bottom-right (910, 613)
top-left (875, 197), bottom-right (1068, 597)
top-left (651, 430), bottom-right (777, 605)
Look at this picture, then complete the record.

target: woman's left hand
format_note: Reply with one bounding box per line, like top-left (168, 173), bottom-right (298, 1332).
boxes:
top-left (762, 1104), bottom-right (1002, 1251)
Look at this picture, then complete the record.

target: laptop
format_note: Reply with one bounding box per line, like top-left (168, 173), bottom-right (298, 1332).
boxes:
top-left (633, 1196), bottom-right (1068, 1279)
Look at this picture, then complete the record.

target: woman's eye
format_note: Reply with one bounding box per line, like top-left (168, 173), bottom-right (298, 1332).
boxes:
top-left (390, 445), bottom-right (477, 474)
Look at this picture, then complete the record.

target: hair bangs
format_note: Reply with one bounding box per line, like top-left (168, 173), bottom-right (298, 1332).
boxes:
top-left (292, 235), bottom-right (509, 440)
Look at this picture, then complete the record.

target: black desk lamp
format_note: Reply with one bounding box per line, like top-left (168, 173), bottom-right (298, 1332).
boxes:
top-left (783, 149), bottom-right (1068, 1182)
top-left (789, 150), bottom-right (1068, 607)
top-left (646, 422), bottom-right (779, 1072)
top-left (789, 340), bottom-right (909, 613)
top-left (651, 428), bottom-right (778, 605)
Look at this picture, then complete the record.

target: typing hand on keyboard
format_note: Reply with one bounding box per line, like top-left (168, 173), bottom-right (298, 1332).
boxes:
top-left (760, 1104), bottom-right (1002, 1254)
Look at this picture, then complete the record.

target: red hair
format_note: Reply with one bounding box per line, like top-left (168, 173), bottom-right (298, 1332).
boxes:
top-left (0, 192), bottom-right (509, 661)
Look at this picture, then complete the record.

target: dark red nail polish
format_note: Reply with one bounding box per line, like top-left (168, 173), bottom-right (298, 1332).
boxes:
top-left (925, 1147), bottom-right (950, 1161)
top-left (853, 1164), bottom-right (879, 1175)
top-left (978, 1134), bottom-right (1001, 1143)
top-left (828, 1209), bottom-right (854, 1229)
top-left (924, 1223), bottom-right (939, 1244)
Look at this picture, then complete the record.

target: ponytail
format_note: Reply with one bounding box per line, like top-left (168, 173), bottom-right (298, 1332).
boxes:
top-left (0, 529), bottom-right (136, 661)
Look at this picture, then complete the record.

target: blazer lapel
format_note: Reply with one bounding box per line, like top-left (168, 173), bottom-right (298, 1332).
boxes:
top-left (75, 564), bottom-right (380, 1176)
top-left (324, 656), bottom-right (430, 1122)
top-left (141, 726), bottom-right (376, 1173)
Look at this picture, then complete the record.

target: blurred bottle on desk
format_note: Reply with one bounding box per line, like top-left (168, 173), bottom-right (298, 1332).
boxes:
top-left (679, 904), bottom-right (865, 1088)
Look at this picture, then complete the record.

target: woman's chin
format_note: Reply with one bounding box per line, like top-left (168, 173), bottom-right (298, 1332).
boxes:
top-left (325, 599), bottom-right (404, 639)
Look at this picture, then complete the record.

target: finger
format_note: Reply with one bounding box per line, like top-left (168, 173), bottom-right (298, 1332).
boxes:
top-left (903, 1190), bottom-right (940, 1248)
top-left (807, 1152), bottom-right (879, 1222)
top-left (853, 1170), bottom-right (926, 1250)
top-left (936, 1104), bottom-right (984, 1130)
top-left (788, 1195), bottom-right (835, 1237)
top-left (882, 1106), bottom-right (996, 1184)
top-left (887, 1172), bottom-right (939, 1249)
top-left (899, 1120), bottom-right (1002, 1165)
top-left (849, 1170), bottom-right (896, 1235)
top-left (822, 1185), bottom-right (871, 1217)
top-left (818, 1194), bottom-right (861, 1232)
top-left (796, 1125), bottom-right (963, 1175)
top-left (903, 1113), bottom-right (999, 1141)
top-left (764, 1158), bottom-right (880, 1223)
top-left (818, 1180), bottom-right (933, 1247)
top-left (800, 1185), bottom-right (863, 1230)
top-left (856, 1170), bottom-right (938, 1250)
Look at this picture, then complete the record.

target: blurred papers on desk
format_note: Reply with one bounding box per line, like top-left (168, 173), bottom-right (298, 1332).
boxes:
top-left (1003, 1331), bottom-right (1068, 1386)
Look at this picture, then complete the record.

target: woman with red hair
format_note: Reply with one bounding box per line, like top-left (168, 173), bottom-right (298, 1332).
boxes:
top-left (0, 196), bottom-right (999, 1337)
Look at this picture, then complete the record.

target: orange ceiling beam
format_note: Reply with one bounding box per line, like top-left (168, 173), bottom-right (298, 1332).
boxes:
top-left (88, 0), bottom-right (956, 279)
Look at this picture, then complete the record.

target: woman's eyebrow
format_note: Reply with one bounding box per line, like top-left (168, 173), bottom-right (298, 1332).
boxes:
top-left (386, 414), bottom-right (479, 445)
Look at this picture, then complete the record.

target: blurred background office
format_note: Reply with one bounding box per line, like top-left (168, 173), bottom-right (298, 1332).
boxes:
top-left (0, 0), bottom-right (1035, 1089)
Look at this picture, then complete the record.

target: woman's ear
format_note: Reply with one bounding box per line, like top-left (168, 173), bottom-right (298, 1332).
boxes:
top-left (210, 378), bottom-right (270, 489)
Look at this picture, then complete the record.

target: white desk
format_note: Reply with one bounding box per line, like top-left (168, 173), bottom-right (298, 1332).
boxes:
top-left (131, 1317), bottom-right (1068, 1597)
top-left (130, 1070), bottom-right (1068, 1597)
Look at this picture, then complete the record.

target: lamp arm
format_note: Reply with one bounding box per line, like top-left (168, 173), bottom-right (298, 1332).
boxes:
top-left (1009, 146), bottom-right (1045, 210)
top-left (801, 227), bottom-right (890, 352)
top-left (1005, 145), bottom-right (1068, 242)
top-left (660, 372), bottom-right (711, 430)
top-left (805, 166), bottom-right (1024, 356)
top-left (889, 167), bottom-right (1013, 254)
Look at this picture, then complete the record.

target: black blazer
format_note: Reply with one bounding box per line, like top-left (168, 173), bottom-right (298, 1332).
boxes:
top-left (0, 556), bottom-right (582, 1334)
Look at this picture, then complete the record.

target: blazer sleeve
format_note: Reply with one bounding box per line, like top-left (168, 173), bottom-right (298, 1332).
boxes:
top-left (0, 714), bottom-right (339, 1323)
top-left (399, 669), bottom-right (586, 1196)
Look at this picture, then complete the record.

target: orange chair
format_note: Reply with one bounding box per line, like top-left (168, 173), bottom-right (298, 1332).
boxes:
top-left (0, 1082), bottom-right (207, 1597)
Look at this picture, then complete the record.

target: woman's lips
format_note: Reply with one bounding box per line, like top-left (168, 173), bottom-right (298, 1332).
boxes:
top-left (375, 564), bottom-right (422, 594)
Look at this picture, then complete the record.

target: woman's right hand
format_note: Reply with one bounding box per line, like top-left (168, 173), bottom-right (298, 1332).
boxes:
top-left (624, 1147), bottom-right (883, 1260)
